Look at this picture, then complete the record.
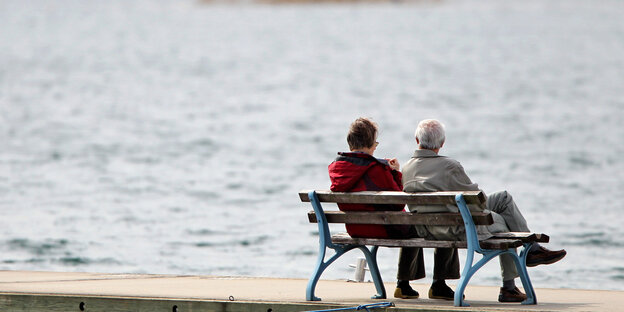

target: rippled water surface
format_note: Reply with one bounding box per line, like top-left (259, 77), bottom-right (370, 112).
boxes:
top-left (1, 0), bottom-right (623, 291)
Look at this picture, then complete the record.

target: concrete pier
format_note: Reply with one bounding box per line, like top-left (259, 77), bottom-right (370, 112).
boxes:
top-left (0, 270), bottom-right (621, 311)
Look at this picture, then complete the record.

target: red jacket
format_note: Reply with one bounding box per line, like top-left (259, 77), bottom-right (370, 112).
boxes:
top-left (328, 152), bottom-right (407, 238)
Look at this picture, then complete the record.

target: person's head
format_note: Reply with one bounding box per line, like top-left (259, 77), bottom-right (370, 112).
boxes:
top-left (347, 117), bottom-right (379, 155)
top-left (415, 119), bottom-right (446, 151)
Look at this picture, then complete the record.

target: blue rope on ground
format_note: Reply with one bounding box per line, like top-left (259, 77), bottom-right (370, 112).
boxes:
top-left (306, 302), bottom-right (394, 312)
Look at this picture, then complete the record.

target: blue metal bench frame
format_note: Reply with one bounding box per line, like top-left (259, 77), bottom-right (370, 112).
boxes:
top-left (306, 190), bottom-right (538, 307)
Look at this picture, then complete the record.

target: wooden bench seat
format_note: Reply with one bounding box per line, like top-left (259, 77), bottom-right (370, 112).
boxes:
top-left (331, 233), bottom-right (524, 249)
top-left (299, 190), bottom-right (548, 307)
top-left (307, 211), bottom-right (549, 249)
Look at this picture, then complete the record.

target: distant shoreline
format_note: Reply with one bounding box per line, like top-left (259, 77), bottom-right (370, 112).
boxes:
top-left (199, 0), bottom-right (443, 4)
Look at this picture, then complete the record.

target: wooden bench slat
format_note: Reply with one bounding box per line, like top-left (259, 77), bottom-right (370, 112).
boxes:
top-left (478, 238), bottom-right (524, 249)
top-left (299, 190), bottom-right (486, 205)
top-left (491, 232), bottom-right (550, 243)
top-left (308, 211), bottom-right (494, 226)
top-left (331, 233), bottom-right (523, 249)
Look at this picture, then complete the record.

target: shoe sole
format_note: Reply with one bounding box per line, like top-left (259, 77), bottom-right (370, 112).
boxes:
top-left (394, 295), bottom-right (420, 299)
top-left (526, 252), bottom-right (567, 267)
top-left (498, 297), bottom-right (526, 303)
top-left (428, 289), bottom-right (463, 300)
top-left (428, 295), bottom-right (453, 300)
top-left (394, 289), bottom-right (419, 299)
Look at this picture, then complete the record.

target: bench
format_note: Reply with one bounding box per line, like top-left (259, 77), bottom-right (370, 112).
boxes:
top-left (299, 190), bottom-right (549, 307)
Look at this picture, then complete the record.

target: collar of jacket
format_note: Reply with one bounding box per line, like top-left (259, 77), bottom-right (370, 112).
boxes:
top-left (412, 149), bottom-right (441, 158)
top-left (337, 151), bottom-right (390, 166)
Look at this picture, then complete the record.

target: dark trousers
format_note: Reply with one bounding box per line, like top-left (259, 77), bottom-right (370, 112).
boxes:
top-left (397, 247), bottom-right (460, 281)
top-left (389, 224), bottom-right (460, 281)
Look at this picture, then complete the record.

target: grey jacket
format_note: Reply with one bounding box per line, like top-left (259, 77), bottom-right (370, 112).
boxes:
top-left (402, 149), bottom-right (490, 240)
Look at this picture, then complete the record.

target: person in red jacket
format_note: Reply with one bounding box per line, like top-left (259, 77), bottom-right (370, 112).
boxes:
top-left (329, 117), bottom-right (448, 299)
top-left (328, 121), bottom-right (406, 239)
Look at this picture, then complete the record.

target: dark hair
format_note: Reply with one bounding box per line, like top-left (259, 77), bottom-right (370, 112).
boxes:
top-left (347, 117), bottom-right (378, 151)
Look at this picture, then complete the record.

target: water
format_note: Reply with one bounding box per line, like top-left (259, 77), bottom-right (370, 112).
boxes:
top-left (1, 0), bottom-right (623, 291)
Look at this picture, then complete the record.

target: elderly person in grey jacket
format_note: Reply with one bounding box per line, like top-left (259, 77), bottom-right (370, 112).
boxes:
top-left (401, 119), bottom-right (566, 303)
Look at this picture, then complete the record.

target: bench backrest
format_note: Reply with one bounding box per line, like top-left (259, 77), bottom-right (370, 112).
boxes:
top-left (300, 190), bottom-right (488, 250)
top-left (299, 190), bottom-right (491, 226)
top-left (299, 190), bottom-right (486, 205)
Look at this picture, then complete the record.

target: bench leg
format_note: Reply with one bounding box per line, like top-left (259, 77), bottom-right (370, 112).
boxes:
top-left (515, 243), bottom-right (537, 305)
top-left (358, 246), bottom-right (386, 299)
top-left (455, 249), bottom-right (501, 307)
top-left (307, 245), bottom-right (354, 301)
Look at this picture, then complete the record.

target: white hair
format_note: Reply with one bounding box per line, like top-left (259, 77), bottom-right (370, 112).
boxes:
top-left (415, 119), bottom-right (446, 150)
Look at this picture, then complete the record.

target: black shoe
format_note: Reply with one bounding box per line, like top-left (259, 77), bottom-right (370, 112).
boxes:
top-left (498, 287), bottom-right (527, 302)
top-left (394, 286), bottom-right (419, 299)
top-left (428, 282), bottom-right (463, 300)
top-left (526, 246), bottom-right (567, 267)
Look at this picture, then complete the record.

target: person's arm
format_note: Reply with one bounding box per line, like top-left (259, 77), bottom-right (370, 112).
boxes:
top-left (386, 158), bottom-right (400, 171)
top-left (385, 158), bottom-right (403, 189)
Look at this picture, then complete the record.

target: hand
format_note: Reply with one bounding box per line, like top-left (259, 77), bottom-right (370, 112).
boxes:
top-left (386, 158), bottom-right (400, 171)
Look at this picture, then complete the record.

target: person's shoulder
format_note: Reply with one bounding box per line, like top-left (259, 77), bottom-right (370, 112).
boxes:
top-left (438, 155), bottom-right (465, 170)
top-left (434, 153), bottom-right (457, 163)
top-left (441, 155), bottom-right (461, 165)
top-left (334, 152), bottom-right (375, 164)
top-left (337, 151), bottom-right (374, 159)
